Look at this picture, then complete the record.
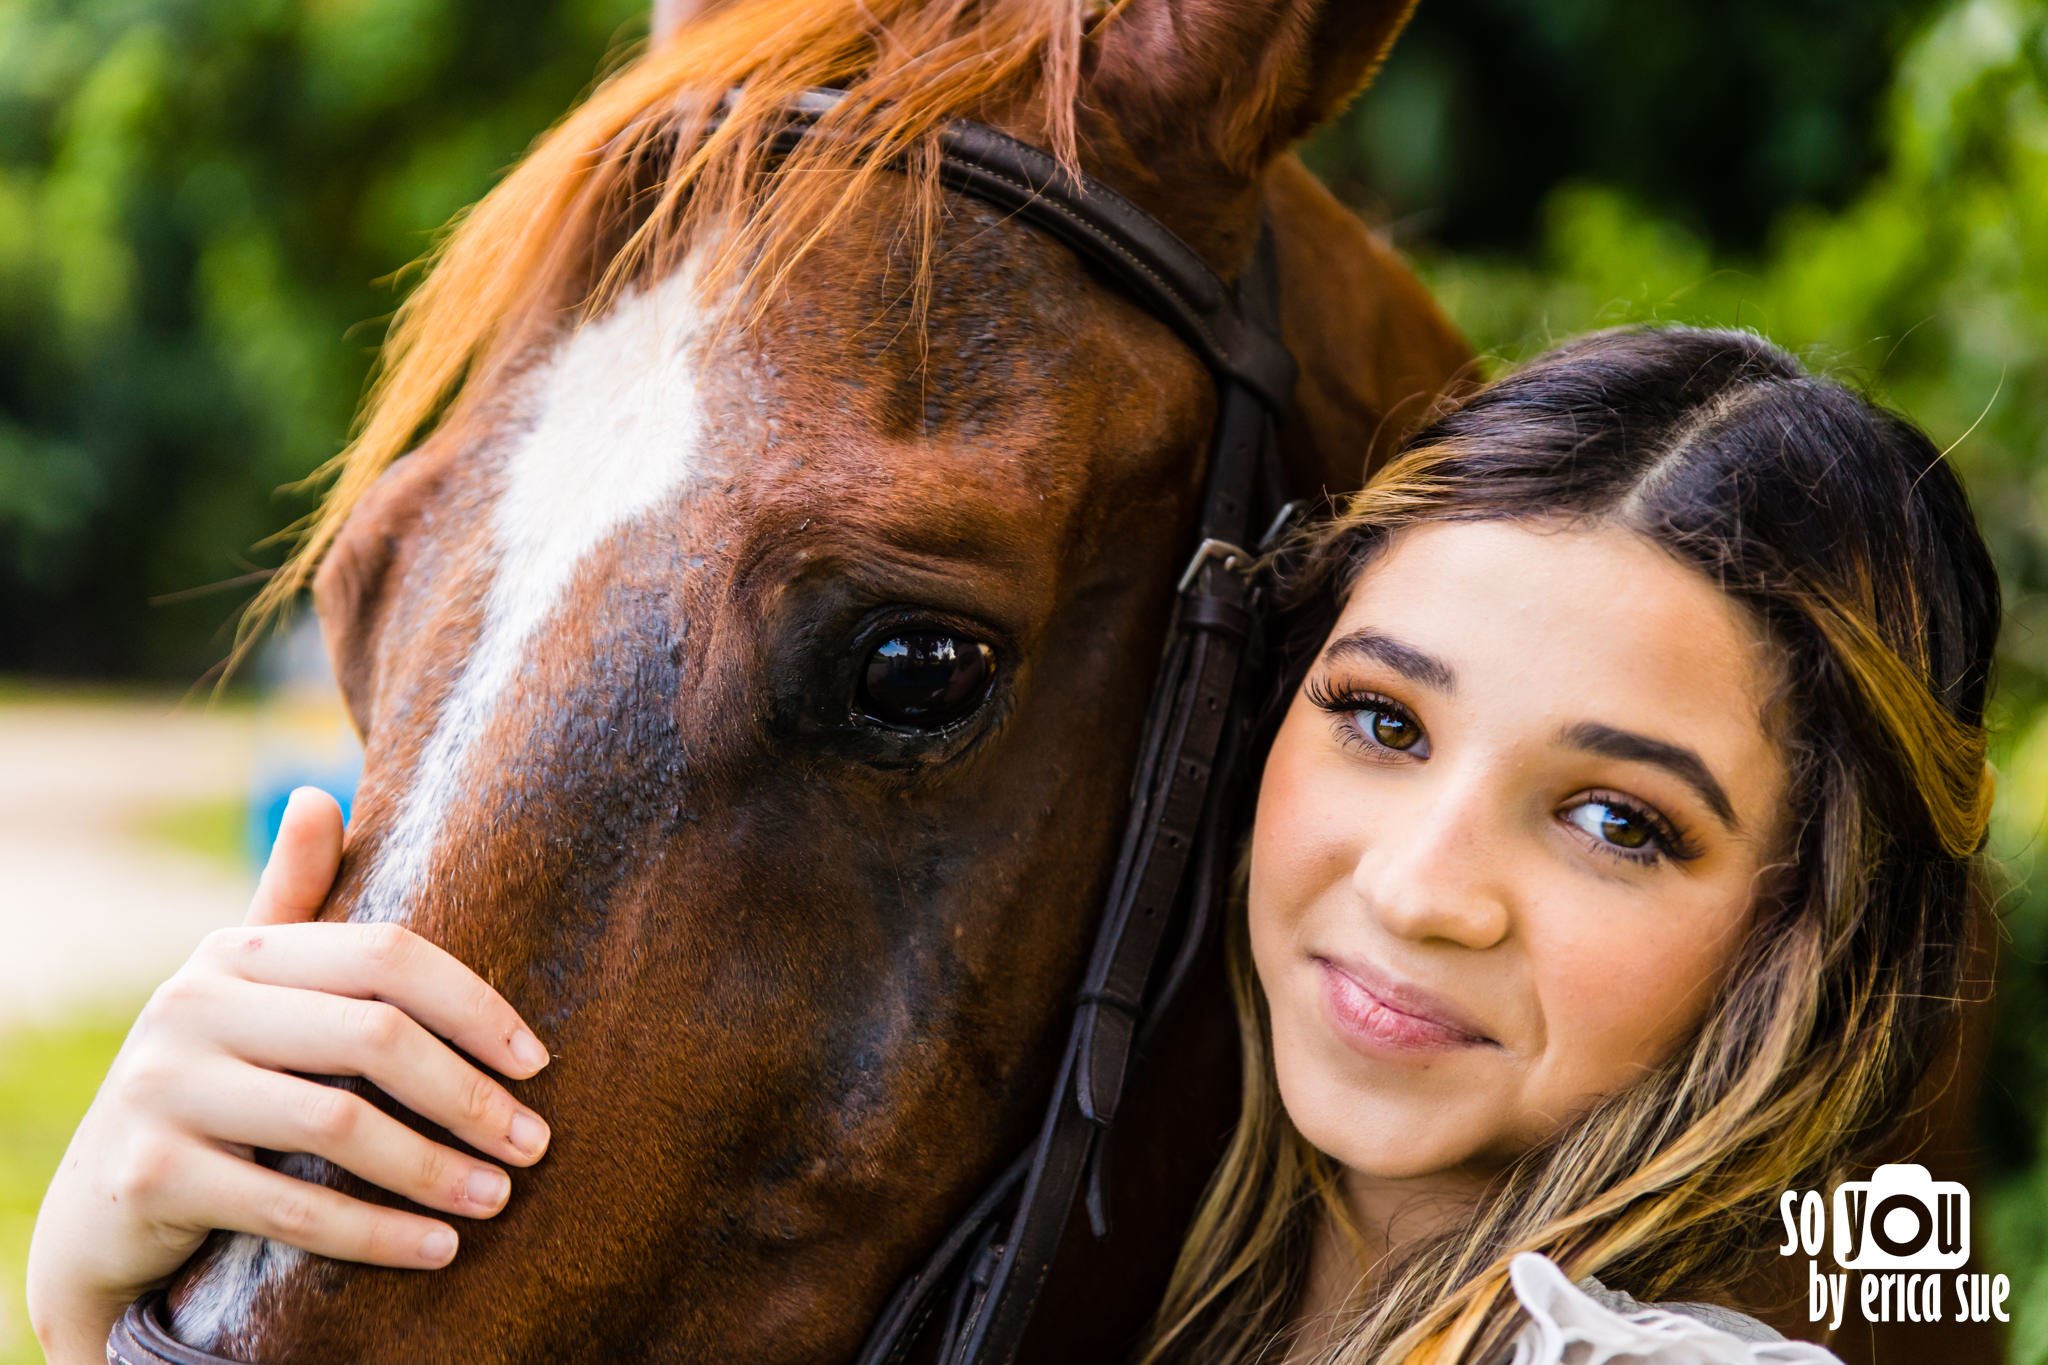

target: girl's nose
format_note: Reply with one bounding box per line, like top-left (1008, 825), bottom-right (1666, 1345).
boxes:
top-left (1348, 769), bottom-right (1513, 950)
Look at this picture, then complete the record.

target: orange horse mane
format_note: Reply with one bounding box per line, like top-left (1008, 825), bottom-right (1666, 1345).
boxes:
top-left (234, 0), bottom-right (1118, 682)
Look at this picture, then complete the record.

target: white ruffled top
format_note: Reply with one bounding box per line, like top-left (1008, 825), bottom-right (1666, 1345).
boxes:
top-left (1505, 1252), bottom-right (1845, 1364)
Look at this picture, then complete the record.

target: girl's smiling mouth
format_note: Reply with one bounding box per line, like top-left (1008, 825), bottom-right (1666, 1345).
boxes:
top-left (1316, 956), bottom-right (1499, 1054)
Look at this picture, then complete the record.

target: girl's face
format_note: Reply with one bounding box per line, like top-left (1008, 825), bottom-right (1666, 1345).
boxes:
top-left (1250, 519), bottom-right (1790, 1183)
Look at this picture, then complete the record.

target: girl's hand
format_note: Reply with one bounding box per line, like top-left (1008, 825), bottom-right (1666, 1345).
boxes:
top-left (25, 788), bottom-right (552, 1365)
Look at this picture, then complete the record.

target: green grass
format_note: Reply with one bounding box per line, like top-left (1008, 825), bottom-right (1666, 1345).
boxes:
top-left (0, 1009), bottom-right (140, 1365)
top-left (128, 796), bottom-right (249, 872)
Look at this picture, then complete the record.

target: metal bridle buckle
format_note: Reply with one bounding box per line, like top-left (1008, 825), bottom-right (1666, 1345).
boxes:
top-left (1175, 537), bottom-right (1252, 595)
top-left (1255, 499), bottom-right (1307, 554)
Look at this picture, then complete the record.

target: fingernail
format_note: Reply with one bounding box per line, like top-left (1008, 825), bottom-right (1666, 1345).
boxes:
top-left (509, 1111), bottom-right (550, 1158)
top-left (419, 1228), bottom-right (457, 1265)
top-left (466, 1168), bottom-right (510, 1210)
top-left (509, 1029), bottom-right (549, 1073)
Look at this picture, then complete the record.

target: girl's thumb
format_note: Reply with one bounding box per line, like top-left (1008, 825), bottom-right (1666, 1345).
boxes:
top-left (245, 787), bottom-right (345, 927)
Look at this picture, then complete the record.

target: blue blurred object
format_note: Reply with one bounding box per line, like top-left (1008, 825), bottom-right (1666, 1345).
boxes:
top-left (247, 615), bottom-right (364, 867)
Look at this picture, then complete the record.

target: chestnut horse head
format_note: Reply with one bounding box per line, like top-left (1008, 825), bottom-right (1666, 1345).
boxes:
top-left (169, 0), bottom-right (1469, 1358)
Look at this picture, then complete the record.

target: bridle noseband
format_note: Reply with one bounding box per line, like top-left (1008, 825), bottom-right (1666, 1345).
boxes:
top-left (113, 86), bottom-right (1299, 1365)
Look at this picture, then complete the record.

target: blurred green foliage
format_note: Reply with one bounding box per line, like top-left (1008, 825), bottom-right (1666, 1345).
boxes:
top-left (4, 0), bottom-right (2048, 1352)
top-left (0, 0), bottom-right (643, 677)
top-left (1314, 0), bottom-right (1944, 251)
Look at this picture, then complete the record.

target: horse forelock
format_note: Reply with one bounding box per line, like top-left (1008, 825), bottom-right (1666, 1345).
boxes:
top-left (233, 0), bottom-right (1100, 684)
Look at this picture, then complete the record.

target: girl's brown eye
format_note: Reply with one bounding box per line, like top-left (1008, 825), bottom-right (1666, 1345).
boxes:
top-left (1597, 805), bottom-right (1651, 848)
top-left (1370, 709), bottom-right (1422, 751)
top-left (1304, 681), bottom-right (1430, 759)
top-left (1565, 798), bottom-right (1659, 855)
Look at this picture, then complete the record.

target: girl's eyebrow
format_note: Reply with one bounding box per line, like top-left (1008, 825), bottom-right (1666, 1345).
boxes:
top-left (1555, 720), bottom-right (1740, 831)
top-left (1321, 628), bottom-right (1457, 694)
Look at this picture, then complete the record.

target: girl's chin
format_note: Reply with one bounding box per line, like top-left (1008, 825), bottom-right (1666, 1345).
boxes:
top-left (1301, 1125), bottom-right (1488, 1183)
top-left (1273, 1061), bottom-right (1504, 1182)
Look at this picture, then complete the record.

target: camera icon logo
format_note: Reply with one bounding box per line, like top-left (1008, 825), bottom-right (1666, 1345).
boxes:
top-left (1832, 1163), bottom-right (1969, 1271)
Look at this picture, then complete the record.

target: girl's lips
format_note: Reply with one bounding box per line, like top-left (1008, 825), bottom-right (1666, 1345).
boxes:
top-left (1316, 957), bottom-right (1496, 1054)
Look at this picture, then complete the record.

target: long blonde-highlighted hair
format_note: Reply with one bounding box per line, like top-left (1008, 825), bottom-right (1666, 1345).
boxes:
top-left (1144, 326), bottom-right (2002, 1364)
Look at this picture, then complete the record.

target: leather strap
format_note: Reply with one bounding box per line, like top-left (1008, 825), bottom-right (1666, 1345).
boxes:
top-left (851, 128), bottom-right (1293, 1365)
top-left (727, 88), bottom-right (1299, 411)
top-left (110, 1294), bottom-right (240, 1365)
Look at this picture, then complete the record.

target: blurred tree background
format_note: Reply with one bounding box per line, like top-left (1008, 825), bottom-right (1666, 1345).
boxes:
top-left (3, 0), bottom-right (2047, 1354)
top-left (0, 0), bottom-right (639, 678)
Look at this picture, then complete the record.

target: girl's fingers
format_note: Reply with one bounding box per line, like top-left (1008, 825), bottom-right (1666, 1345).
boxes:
top-left (198, 921), bottom-right (550, 1083)
top-left (164, 1063), bottom-right (514, 1221)
top-left (159, 1144), bottom-right (461, 1270)
top-left (203, 980), bottom-right (550, 1167)
top-left (246, 788), bottom-right (345, 928)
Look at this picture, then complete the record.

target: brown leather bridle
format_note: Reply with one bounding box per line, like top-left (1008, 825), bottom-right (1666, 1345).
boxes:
top-left (112, 86), bottom-right (1299, 1365)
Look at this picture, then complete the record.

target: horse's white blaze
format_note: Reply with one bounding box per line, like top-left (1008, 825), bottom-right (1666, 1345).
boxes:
top-left (356, 259), bottom-right (719, 926)
top-left (171, 259), bottom-right (720, 1347)
top-left (168, 1234), bottom-right (282, 1348)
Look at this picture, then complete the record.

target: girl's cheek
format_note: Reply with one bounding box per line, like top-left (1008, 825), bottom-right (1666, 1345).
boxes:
top-left (1531, 896), bottom-right (1735, 1095)
top-left (1250, 726), bottom-right (1326, 932)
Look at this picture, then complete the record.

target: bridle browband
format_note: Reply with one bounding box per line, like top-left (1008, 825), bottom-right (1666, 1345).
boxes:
top-left (113, 86), bottom-right (1300, 1365)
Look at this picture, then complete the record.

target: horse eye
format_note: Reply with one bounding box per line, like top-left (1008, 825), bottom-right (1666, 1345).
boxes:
top-left (856, 630), bottom-right (996, 730)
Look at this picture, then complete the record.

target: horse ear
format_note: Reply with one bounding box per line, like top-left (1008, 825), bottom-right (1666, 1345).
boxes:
top-left (1087, 0), bottom-right (1418, 182)
top-left (1085, 1), bottom-right (1466, 494)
